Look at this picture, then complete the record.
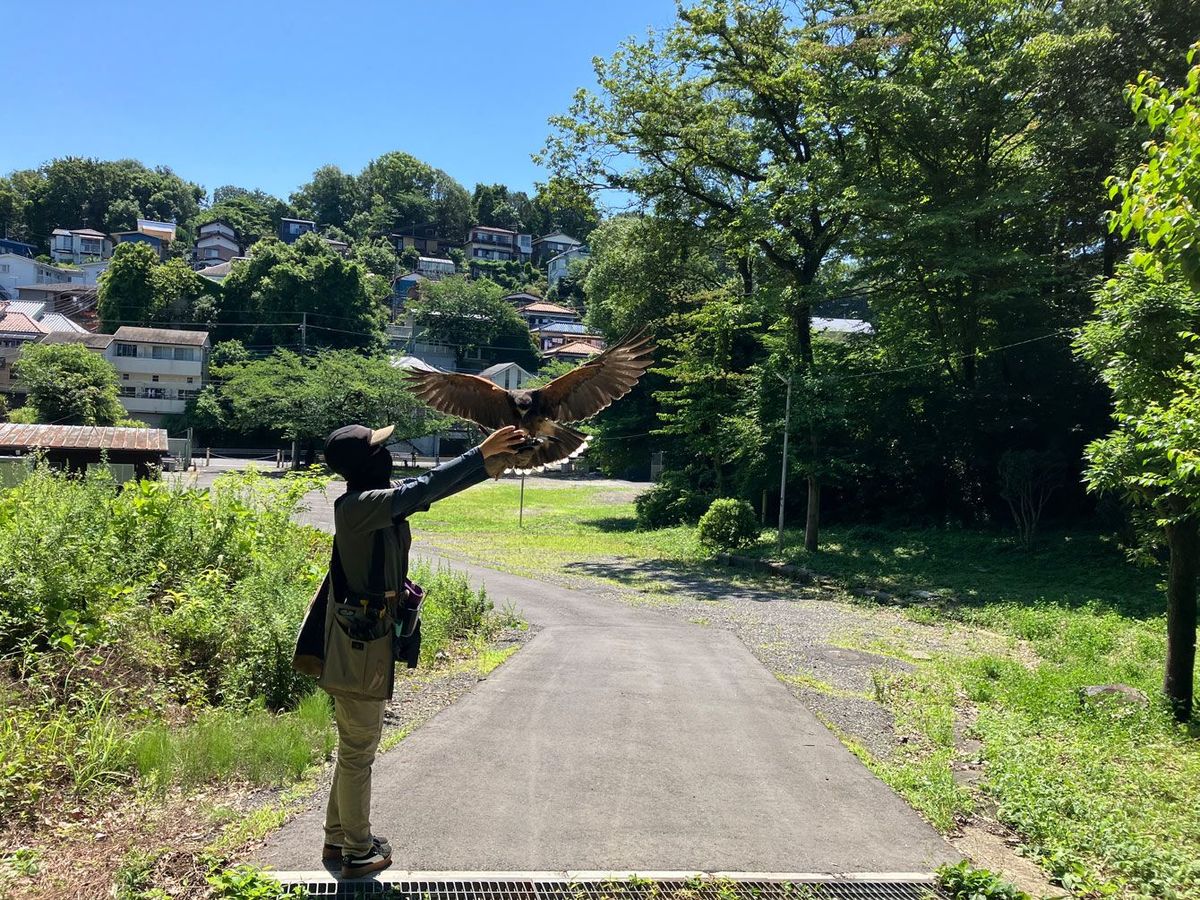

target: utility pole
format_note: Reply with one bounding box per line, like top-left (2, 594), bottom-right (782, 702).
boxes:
top-left (299, 312), bottom-right (307, 353)
top-left (776, 373), bottom-right (793, 551)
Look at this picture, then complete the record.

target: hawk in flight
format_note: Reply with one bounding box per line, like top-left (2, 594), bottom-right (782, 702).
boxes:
top-left (406, 330), bottom-right (654, 474)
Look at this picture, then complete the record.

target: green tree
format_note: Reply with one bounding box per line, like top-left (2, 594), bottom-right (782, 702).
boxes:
top-left (5, 157), bottom-right (203, 253)
top-left (351, 236), bottom-right (400, 278)
top-left (528, 177), bottom-right (600, 240)
top-left (16, 343), bottom-right (125, 426)
top-left (410, 276), bottom-right (539, 370)
top-left (98, 242), bottom-right (161, 330)
top-left (205, 349), bottom-right (440, 448)
top-left (291, 164), bottom-right (359, 231)
top-left (1078, 45), bottom-right (1200, 720)
top-left (354, 152), bottom-right (472, 242)
top-left (543, 0), bottom-right (873, 549)
top-left (153, 257), bottom-right (220, 325)
top-left (217, 233), bottom-right (386, 351)
top-left (197, 186), bottom-right (293, 249)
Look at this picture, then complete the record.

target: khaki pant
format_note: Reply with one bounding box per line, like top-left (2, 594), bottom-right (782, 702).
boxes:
top-left (323, 694), bottom-right (386, 856)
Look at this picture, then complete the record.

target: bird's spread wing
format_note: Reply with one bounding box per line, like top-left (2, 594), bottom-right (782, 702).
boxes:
top-left (538, 329), bottom-right (655, 423)
top-left (405, 370), bottom-right (516, 429)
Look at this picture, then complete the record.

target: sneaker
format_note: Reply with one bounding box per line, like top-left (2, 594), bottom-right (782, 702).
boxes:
top-left (322, 835), bottom-right (391, 861)
top-left (341, 844), bottom-right (392, 879)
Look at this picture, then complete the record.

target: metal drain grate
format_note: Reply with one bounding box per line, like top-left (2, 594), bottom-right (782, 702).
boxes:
top-left (270, 873), bottom-right (945, 900)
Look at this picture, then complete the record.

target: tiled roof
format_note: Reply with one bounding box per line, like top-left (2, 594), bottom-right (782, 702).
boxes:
top-left (112, 326), bottom-right (210, 346)
top-left (544, 340), bottom-right (601, 358)
top-left (519, 301), bottom-right (580, 317)
top-left (0, 423), bottom-right (168, 453)
top-left (0, 312), bottom-right (47, 335)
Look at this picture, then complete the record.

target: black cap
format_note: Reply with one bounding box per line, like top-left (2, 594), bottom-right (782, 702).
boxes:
top-left (324, 424), bottom-right (394, 479)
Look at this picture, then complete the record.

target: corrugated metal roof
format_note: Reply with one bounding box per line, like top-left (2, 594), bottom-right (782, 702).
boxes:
top-left (39, 313), bottom-right (87, 334)
top-left (0, 424), bottom-right (169, 452)
top-left (813, 317), bottom-right (874, 335)
top-left (112, 326), bottom-right (210, 346)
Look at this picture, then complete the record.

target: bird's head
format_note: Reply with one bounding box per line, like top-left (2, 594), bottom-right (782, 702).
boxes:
top-left (513, 391), bottom-right (534, 412)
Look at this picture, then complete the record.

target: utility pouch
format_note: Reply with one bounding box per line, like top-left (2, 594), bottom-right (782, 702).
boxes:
top-left (318, 532), bottom-right (396, 701)
top-left (393, 579), bottom-right (425, 669)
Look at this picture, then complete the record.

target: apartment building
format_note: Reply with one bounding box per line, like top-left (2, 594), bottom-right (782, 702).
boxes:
top-left (0, 254), bottom-right (83, 299)
top-left (108, 327), bottom-right (209, 423)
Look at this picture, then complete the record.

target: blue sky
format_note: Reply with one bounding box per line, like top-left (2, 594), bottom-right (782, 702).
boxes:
top-left (2, 0), bottom-right (677, 201)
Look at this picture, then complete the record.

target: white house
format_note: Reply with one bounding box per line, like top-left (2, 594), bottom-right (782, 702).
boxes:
top-left (477, 361), bottom-right (535, 391)
top-left (49, 228), bottom-right (112, 265)
top-left (415, 256), bottom-right (456, 279)
top-left (547, 246), bottom-right (590, 287)
top-left (107, 326), bottom-right (208, 423)
top-left (0, 254), bottom-right (83, 300)
top-left (193, 220), bottom-right (240, 269)
top-left (532, 230), bottom-right (582, 264)
top-left (38, 327), bottom-right (211, 424)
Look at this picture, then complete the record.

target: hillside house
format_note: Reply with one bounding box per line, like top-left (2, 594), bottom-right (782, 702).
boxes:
top-left (279, 218), bottom-right (316, 244)
top-left (0, 255), bottom-right (82, 300)
top-left (477, 361), bottom-right (535, 391)
top-left (416, 256), bottom-right (455, 279)
top-left (464, 226), bottom-right (532, 264)
top-left (547, 245), bottom-right (590, 287)
top-left (113, 219), bottom-right (177, 260)
top-left (519, 300), bottom-right (580, 330)
top-left (50, 228), bottom-right (112, 265)
top-left (530, 321), bottom-right (605, 352)
top-left (0, 239), bottom-right (36, 258)
top-left (532, 231), bottom-right (581, 264)
top-left (193, 220), bottom-right (240, 268)
top-left (543, 340), bottom-right (601, 363)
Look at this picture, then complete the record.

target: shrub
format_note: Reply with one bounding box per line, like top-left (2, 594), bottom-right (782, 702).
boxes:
top-left (937, 862), bottom-right (1031, 900)
top-left (697, 498), bottom-right (760, 552)
top-left (635, 472), bottom-right (713, 529)
top-left (409, 560), bottom-right (495, 665)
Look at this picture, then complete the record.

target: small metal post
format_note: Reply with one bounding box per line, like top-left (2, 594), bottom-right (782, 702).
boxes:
top-left (519, 473), bottom-right (525, 527)
top-left (776, 373), bottom-right (792, 551)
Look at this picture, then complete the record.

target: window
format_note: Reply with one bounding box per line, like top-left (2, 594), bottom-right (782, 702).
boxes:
top-left (151, 346), bottom-right (170, 359)
top-left (121, 374), bottom-right (129, 380)
top-left (115, 343), bottom-right (137, 358)
top-left (0, 264), bottom-right (9, 273)
top-left (288, 222), bottom-right (301, 235)
top-left (186, 376), bottom-right (194, 384)
top-left (174, 347), bottom-right (195, 361)
top-left (151, 375), bottom-right (159, 382)
top-left (205, 248), bottom-right (218, 258)
top-left (119, 386), bottom-right (135, 397)
top-left (143, 387), bottom-right (166, 400)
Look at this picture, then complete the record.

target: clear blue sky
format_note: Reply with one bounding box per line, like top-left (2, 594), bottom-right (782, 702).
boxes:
top-left (2, 0), bottom-right (677, 201)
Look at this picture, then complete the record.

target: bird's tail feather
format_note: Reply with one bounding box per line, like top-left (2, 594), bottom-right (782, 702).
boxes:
top-left (505, 424), bottom-right (589, 475)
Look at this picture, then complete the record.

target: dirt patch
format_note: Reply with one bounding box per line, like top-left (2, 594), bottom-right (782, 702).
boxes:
top-left (951, 825), bottom-right (1066, 898)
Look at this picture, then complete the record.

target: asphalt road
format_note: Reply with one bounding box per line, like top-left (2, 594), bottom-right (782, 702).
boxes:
top-left (255, 485), bottom-right (955, 874)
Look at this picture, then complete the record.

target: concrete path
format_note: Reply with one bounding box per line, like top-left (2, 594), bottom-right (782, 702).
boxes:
top-left (257, 527), bottom-right (956, 872)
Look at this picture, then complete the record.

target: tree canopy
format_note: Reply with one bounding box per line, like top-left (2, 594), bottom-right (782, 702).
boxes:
top-left (14, 343), bottom-right (126, 426)
top-left (409, 276), bottom-right (539, 371)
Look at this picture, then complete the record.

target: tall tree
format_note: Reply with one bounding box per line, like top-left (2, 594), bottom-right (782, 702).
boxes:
top-left (290, 165), bottom-right (359, 231)
top-left (197, 186), bottom-right (293, 250)
top-left (98, 243), bottom-right (161, 331)
top-left (1078, 45), bottom-right (1200, 720)
top-left (218, 233), bottom-right (386, 351)
top-left (543, 0), bottom-right (870, 547)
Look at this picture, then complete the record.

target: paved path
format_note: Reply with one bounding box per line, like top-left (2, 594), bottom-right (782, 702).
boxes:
top-left (256, 494), bottom-right (956, 874)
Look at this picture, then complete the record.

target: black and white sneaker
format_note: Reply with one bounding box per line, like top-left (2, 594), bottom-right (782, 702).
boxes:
top-left (341, 842), bottom-right (392, 879)
top-left (322, 835), bottom-right (391, 862)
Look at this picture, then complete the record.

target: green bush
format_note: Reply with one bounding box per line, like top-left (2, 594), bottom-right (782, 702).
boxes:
top-left (635, 472), bottom-right (713, 529)
top-left (410, 560), bottom-right (495, 665)
top-left (937, 862), bottom-right (1031, 900)
top-left (697, 498), bottom-right (760, 552)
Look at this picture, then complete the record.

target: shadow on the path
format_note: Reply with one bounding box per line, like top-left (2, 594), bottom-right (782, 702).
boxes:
top-left (564, 557), bottom-right (791, 603)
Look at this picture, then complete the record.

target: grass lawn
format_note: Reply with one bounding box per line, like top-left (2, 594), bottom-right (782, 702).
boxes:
top-left (417, 482), bottom-right (1200, 898)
